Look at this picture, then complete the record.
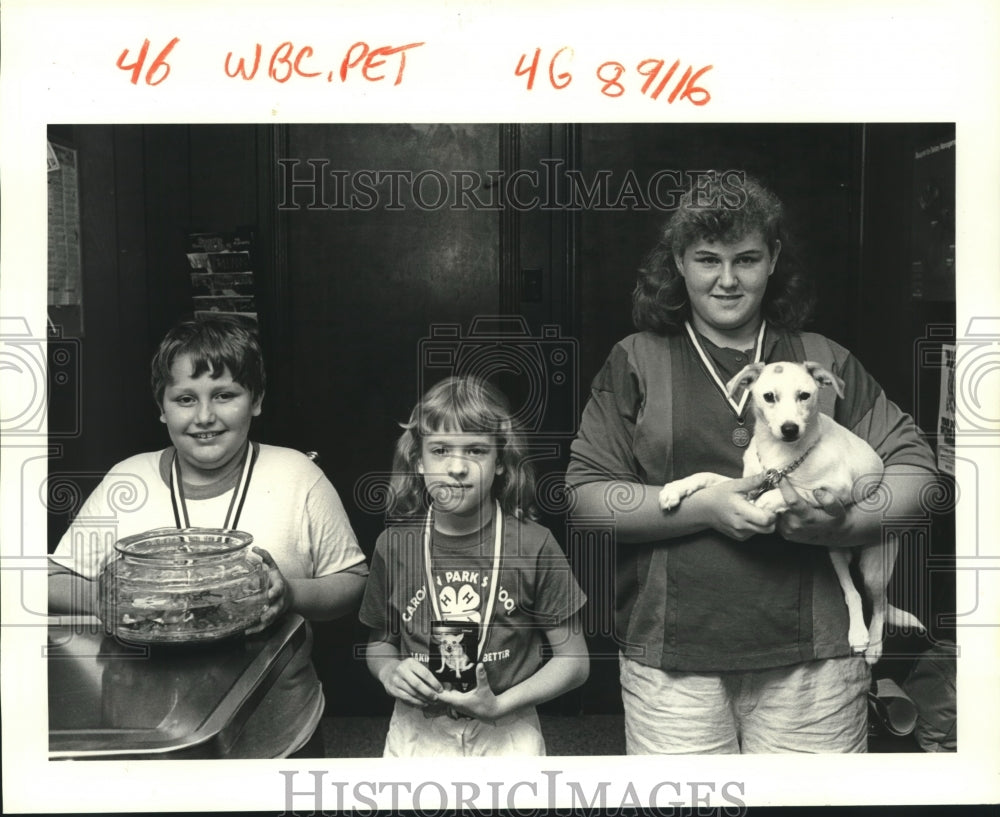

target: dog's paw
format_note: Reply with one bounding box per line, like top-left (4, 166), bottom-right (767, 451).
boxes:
top-left (658, 484), bottom-right (684, 511)
top-left (754, 490), bottom-right (788, 514)
top-left (848, 622), bottom-right (870, 657)
top-left (863, 639), bottom-right (884, 666)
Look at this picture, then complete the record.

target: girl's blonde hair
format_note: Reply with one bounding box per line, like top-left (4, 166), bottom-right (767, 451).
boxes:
top-left (387, 376), bottom-right (537, 520)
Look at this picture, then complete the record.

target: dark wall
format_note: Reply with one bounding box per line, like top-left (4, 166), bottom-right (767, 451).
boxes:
top-left (47, 126), bottom-right (159, 540)
top-left (274, 124), bottom-right (500, 549)
top-left (856, 123), bottom-right (957, 653)
top-left (49, 123), bottom-right (954, 718)
top-left (855, 123), bottom-right (956, 422)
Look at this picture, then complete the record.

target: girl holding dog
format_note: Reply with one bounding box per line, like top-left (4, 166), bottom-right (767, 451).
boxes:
top-left (360, 375), bottom-right (589, 756)
top-left (566, 174), bottom-right (937, 753)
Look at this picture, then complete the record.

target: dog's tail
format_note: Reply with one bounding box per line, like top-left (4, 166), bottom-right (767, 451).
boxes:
top-left (886, 604), bottom-right (926, 633)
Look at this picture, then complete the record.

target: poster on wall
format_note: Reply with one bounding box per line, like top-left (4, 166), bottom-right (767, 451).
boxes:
top-left (937, 344), bottom-right (956, 476)
top-left (47, 140), bottom-right (84, 335)
top-left (910, 136), bottom-right (956, 301)
top-left (187, 230), bottom-right (258, 320)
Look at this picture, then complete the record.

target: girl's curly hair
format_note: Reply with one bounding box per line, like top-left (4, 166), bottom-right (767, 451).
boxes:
top-left (631, 172), bottom-right (815, 334)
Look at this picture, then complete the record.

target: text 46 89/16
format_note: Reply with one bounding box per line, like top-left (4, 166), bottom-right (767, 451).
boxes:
top-left (516, 47), bottom-right (712, 104)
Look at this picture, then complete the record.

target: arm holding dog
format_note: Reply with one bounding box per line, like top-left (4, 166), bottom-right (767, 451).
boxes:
top-left (572, 476), bottom-right (777, 543)
top-left (775, 462), bottom-right (936, 548)
top-left (567, 340), bottom-right (778, 543)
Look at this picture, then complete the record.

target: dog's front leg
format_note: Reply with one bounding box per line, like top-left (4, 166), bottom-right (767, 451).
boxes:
top-left (659, 472), bottom-right (728, 511)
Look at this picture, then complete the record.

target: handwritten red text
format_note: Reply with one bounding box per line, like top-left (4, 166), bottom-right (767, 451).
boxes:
top-left (117, 38), bottom-right (180, 86)
top-left (114, 38), bottom-right (424, 86)
top-left (340, 42), bottom-right (425, 86)
top-left (516, 47), bottom-right (713, 105)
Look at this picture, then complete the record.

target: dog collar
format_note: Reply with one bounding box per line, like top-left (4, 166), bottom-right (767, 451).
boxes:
top-left (747, 443), bottom-right (818, 501)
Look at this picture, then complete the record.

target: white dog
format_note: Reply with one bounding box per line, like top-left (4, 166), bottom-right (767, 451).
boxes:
top-left (658, 360), bottom-right (925, 664)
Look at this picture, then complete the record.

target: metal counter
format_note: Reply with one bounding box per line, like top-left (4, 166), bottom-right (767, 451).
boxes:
top-left (47, 613), bottom-right (307, 760)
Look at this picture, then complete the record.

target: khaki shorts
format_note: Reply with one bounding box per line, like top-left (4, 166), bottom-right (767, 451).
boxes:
top-left (620, 654), bottom-right (870, 754)
top-left (383, 700), bottom-right (546, 757)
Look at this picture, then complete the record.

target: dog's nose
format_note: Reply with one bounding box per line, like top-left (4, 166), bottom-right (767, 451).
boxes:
top-left (780, 422), bottom-right (800, 441)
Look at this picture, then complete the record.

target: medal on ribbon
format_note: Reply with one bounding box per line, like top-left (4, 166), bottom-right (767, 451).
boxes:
top-left (684, 321), bottom-right (766, 449)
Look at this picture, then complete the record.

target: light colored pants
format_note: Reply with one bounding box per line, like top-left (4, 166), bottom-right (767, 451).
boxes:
top-left (383, 700), bottom-right (546, 757)
top-left (620, 654), bottom-right (870, 754)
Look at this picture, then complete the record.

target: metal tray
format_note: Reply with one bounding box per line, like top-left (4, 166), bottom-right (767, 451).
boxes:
top-left (47, 614), bottom-right (306, 760)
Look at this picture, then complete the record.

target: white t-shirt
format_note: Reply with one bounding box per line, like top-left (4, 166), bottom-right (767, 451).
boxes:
top-left (52, 443), bottom-right (363, 581)
top-left (51, 442), bottom-right (367, 757)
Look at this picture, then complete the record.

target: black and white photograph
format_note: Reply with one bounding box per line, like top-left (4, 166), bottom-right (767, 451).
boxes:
top-left (2, 3), bottom-right (998, 816)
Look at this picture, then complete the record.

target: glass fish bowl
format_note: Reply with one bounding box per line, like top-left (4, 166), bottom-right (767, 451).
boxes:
top-left (99, 528), bottom-right (268, 644)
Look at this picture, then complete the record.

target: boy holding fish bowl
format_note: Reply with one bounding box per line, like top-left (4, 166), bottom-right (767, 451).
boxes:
top-left (48, 314), bottom-right (368, 757)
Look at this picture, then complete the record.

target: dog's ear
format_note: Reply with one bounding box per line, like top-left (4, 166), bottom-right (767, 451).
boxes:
top-left (804, 361), bottom-right (845, 398)
top-left (726, 363), bottom-right (764, 397)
